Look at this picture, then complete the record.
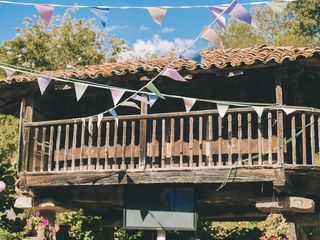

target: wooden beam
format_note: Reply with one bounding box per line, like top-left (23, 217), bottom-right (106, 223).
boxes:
top-left (275, 67), bottom-right (284, 164)
top-left (256, 197), bottom-right (315, 214)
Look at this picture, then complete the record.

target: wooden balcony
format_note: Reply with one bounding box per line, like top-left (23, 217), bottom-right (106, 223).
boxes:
top-left (20, 107), bottom-right (320, 188)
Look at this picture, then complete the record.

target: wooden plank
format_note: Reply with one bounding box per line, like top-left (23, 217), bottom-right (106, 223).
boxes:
top-left (258, 116), bottom-right (263, 165)
top-left (268, 112), bottom-right (273, 165)
top-left (170, 118), bottom-right (175, 167)
top-left (151, 120), bottom-right (157, 167)
top-left (96, 121), bottom-right (102, 170)
top-left (291, 115), bottom-right (296, 165)
top-left (17, 99), bottom-right (25, 173)
top-left (130, 121), bottom-right (135, 169)
top-left (207, 115), bottom-right (213, 166)
top-left (161, 119), bottom-right (166, 168)
top-left (238, 114), bottom-right (242, 166)
top-left (302, 113), bottom-right (307, 165)
top-left (80, 121), bottom-right (85, 171)
top-left (248, 113), bottom-right (252, 165)
top-left (122, 121), bottom-right (127, 169)
top-left (189, 117), bottom-right (194, 167)
top-left (88, 120), bottom-right (93, 170)
top-left (228, 114), bottom-right (232, 166)
top-left (32, 127), bottom-right (39, 172)
top-left (218, 116), bottom-right (222, 166)
top-left (40, 127), bottom-right (46, 172)
top-left (71, 124), bottom-right (77, 171)
top-left (63, 125), bottom-right (69, 171)
top-left (48, 126), bottom-right (54, 172)
top-left (55, 126), bottom-right (62, 171)
top-left (199, 116), bottom-right (203, 167)
top-left (105, 122), bottom-right (110, 170)
top-left (179, 118), bottom-right (184, 168)
top-left (310, 114), bottom-right (315, 165)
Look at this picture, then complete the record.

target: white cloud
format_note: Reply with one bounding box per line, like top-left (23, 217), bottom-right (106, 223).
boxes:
top-left (117, 34), bottom-right (193, 60)
top-left (139, 25), bottom-right (149, 31)
top-left (105, 25), bottom-right (129, 32)
top-left (161, 27), bottom-right (175, 33)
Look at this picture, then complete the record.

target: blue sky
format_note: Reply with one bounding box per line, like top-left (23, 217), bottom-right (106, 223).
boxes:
top-left (0, 0), bottom-right (265, 58)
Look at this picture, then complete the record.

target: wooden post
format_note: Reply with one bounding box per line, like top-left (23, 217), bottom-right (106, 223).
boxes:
top-left (139, 94), bottom-right (148, 169)
top-left (275, 68), bottom-right (284, 164)
top-left (157, 230), bottom-right (166, 240)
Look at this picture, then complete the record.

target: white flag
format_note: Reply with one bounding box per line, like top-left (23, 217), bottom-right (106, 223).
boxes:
top-left (110, 89), bottom-right (125, 106)
top-left (97, 113), bottom-right (103, 128)
top-left (132, 94), bottom-right (150, 104)
top-left (217, 103), bottom-right (229, 118)
top-left (110, 108), bottom-right (119, 126)
top-left (74, 83), bottom-right (88, 101)
top-left (119, 101), bottom-right (141, 110)
top-left (252, 106), bottom-right (264, 118)
top-left (183, 97), bottom-right (197, 113)
top-left (37, 77), bottom-right (51, 95)
top-left (200, 27), bottom-right (222, 47)
top-left (4, 68), bottom-right (15, 78)
top-left (146, 7), bottom-right (168, 25)
top-left (282, 108), bottom-right (297, 115)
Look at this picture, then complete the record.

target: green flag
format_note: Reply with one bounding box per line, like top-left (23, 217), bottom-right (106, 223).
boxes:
top-left (145, 82), bottom-right (165, 99)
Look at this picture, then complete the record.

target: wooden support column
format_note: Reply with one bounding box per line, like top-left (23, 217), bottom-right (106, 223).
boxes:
top-left (139, 94), bottom-right (148, 169)
top-left (275, 68), bottom-right (284, 164)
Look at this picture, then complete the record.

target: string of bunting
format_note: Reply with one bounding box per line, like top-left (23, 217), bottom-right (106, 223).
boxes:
top-left (0, 0), bottom-right (293, 27)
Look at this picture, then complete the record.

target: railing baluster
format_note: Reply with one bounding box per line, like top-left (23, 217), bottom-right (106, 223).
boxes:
top-left (179, 118), bottom-right (184, 168)
top-left (71, 123), bottom-right (77, 171)
top-left (268, 112), bottom-right (273, 165)
top-left (228, 114), bottom-right (232, 166)
top-left (208, 115), bottom-right (213, 166)
top-left (310, 114), bottom-right (315, 165)
top-left (80, 121), bottom-right (85, 171)
top-left (48, 126), bottom-right (54, 172)
top-left (130, 121), bottom-right (135, 169)
top-left (32, 128), bottom-right (39, 172)
top-left (96, 121), bottom-right (101, 170)
top-left (238, 114), bottom-right (242, 166)
top-left (199, 116), bottom-right (203, 167)
top-left (151, 120), bottom-right (157, 168)
top-left (291, 115), bottom-right (296, 165)
top-left (113, 122), bottom-right (118, 170)
top-left (248, 113), bottom-right (252, 165)
top-left (40, 127), bottom-right (46, 172)
top-left (87, 120), bottom-right (93, 170)
top-left (161, 119), bottom-right (166, 168)
top-left (258, 116), bottom-right (263, 166)
top-left (189, 117), bottom-right (193, 167)
top-left (170, 118), bottom-right (175, 168)
top-left (64, 125), bottom-right (69, 171)
top-left (105, 122), bottom-right (110, 170)
top-left (302, 113), bottom-right (307, 165)
top-left (55, 126), bottom-right (61, 171)
top-left (218, 116), bottom-right (222, 166)
top-left (122, 121), bottom-right (127, 169)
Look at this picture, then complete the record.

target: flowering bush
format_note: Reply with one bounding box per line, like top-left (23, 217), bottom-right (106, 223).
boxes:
top-left (260, 214), bottom-right (290, 240)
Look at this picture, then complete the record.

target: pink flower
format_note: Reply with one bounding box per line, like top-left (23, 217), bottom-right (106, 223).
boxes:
top-left (261, 232), bottom-right (266, 237)
top-left (283, 238), bottom-right (289, 240)
top-left (0, 181), bottom-right (6, 193)
top-left (40, 216), bottom-right (49, 225)
top-left (35, 211), bottom-right (40, 217)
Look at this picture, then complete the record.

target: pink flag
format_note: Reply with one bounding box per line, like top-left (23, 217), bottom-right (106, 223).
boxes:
top-left (282, 108), bottom-right (297, 115)
top-left (217, 103), bottom-right (229, 118)
top-left (110, 89), bottom-right (125, 106)
top-left (34, 4), bottom-right (55, 25)
top-left (183, 97), bottom-right (197, 113)
top-left (37, 77), bottom-right (51, 95)
top-left (160, 68), bottom-right (187, 82)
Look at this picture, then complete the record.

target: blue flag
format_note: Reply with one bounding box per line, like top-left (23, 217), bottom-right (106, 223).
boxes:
top-left (180, 50), bottom-right (203, 63)
top-left (90, 7), bottom-right (110, 27)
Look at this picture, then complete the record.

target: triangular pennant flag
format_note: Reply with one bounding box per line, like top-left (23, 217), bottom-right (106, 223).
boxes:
top-left (208, 6), bottom-right (227, 29)
top-left (217, 103), bottom-right (229, 118)
top-left (183, 97), bottom-right (197, 113)
top-left (146, 83), bottom-right (165, 99)
top-left (267, 1), bottom-right (288, 15)
top-left (34, 4), bottom-right (55, 25)
top-left (110, 108), bottom-right (119, 126)
top-left (5, 208), bottom-right (17, 221)
top-left (119, 101), bottom-right (141, 110)
top-left (97, 113), bottom-right (103, 128)
top-left (146, 7), bottom-right (168, 26)
top-left (132, 94), bottom-right (150, 104)
top-left (74, 83), bottom-right (88, 101)
top-left (37, 77), bottom-right (51, 95)
top-left (252, 106), bottom-right (264, 118)
top-left (90, 7), bottom-right (110, 27)
top-left (200, 27), bottom-right (222, 46)
top-left (110, 89), bottom-right (125, 106)
top-left (149, 94), bottom-right (158, 107)
top-left (160, 68), bottom-right (187, 82)
top-left (180, 50), bottom-right (203, 63)
top-left (4, 68), bottom-right (15, 78)
top-left (225, 0), bottom-right (253, 26)
top-left (282, 108), bottom-right (297, 115)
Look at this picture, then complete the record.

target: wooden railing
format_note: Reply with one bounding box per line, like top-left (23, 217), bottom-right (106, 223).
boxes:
top-left (20, 108), bottom-right (320, 173)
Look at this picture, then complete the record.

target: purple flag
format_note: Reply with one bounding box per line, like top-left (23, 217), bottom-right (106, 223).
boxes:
top-left (160, 68), bottom-right (187, 82)
top-left (208, 6), bottom-right (227, 29)
top-left (110, 89), bottom-right (125, 106)
top-left (225, 0), bottom-right (253, 25)
top-left (34, 4), bottom-right (55, 25)
top-left (37, 77), bottom-right (51, 95)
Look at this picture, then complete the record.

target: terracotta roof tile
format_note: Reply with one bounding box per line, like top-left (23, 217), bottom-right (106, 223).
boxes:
top-left (2, 45), bottom-right (319, 83)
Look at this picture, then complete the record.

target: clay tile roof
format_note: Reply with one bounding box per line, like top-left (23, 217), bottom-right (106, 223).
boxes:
top-left (2, 45), bottom-right (320, 83)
